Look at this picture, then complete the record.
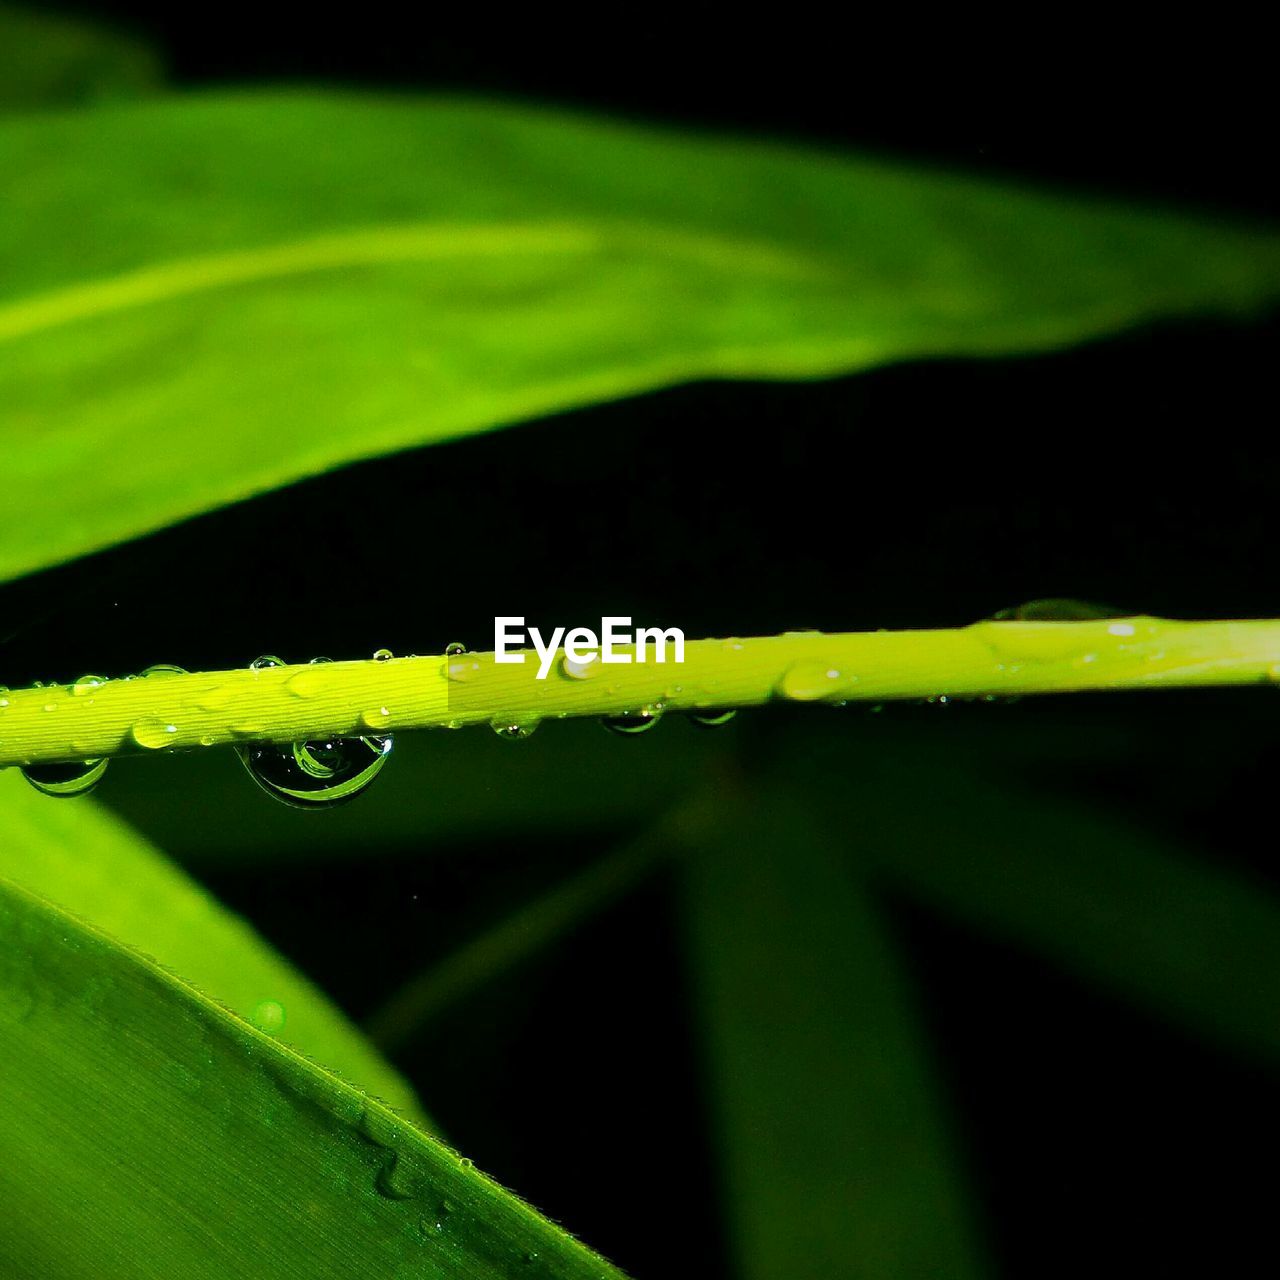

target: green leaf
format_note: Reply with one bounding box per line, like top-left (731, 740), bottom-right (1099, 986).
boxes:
top-left (0, 876), bottom-right (626, 1278)
top-left (791, 728), bottom-right (1280, 1064)
top-left (0, 4), bottom-right (162, 112)
top-left (682, 784), bottom-right (986, 1280)
top-left (0, 769), bottom-right (426, 1123)
top-left (3, 92), bottom-right (1279, 582)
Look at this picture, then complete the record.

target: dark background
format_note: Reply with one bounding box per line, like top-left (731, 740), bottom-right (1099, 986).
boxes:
top-left (5, 9), bottom-right (1278, 1277)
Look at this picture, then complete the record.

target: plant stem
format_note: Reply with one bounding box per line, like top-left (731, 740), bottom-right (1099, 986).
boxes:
top-left (2, 617), bottom-right (1278, 767)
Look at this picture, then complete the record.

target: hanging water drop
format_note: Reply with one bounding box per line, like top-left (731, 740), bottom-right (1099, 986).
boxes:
top-left (21, 758), bottom-right (108, 798)
top-left (238, 733), bottom-right (392, 809)
top-left (601, 706), bottom-right (663, 735)
top-left (687, 708), bottom-right (737, 728)
top-left (490, 716), bottom-right (539, 741)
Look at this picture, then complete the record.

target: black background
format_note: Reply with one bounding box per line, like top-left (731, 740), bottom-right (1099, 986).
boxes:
top-left (5, 9), bottom-right (1279, 1277)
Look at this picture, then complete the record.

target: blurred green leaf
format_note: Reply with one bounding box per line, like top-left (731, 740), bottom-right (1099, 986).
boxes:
top-left (0, 768), bottom-right (426, 1123)
top-left (791, 727), bottom-right (1280, 1064)
top-left (0, 877), bottom-right (626, 1279)
top-left (0, 4), bottom-right (161, 111)
top-left (682, 783), bottom-right (986, 1280)
top-left (3, 92), bottom-right (1280, 581)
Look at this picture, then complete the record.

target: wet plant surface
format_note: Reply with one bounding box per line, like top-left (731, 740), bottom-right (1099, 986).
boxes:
top-left (1, 8), bottom-right (1278, 1278)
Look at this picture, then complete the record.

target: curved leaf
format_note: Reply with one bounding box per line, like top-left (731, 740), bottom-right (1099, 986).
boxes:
top-left (0, 875), bottom-right (625, 1278)
top-left (2, 91), bottom-right (1279, 580)
top-left (0, 769), bottom-right (426, 1122)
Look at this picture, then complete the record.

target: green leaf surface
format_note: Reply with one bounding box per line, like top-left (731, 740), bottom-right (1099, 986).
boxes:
top-left (3, 91), bottom-right (1279, 581)
top-left (790, 728), bottom-right (1280, 1064)
top-left (0, 4), bottom-right (161, 111)
top-left (0, 769), bottom-right (426, 1122)
top-left (0, 875), bottom-right (625, 1279)
top-left (682, 783), bottom-right (985, 1280)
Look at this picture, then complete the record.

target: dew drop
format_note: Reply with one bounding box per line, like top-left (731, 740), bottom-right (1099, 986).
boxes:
top-left (237, 733), bottom-right (392, 809)
top-left (490, 716), bottom-right (539, 741)
top-left (21, 758), bottom-right (108, 798)
top-left (373, 648), bottom-right (394, 662)
top-left (360, 706), bottom-right (392, 730)
top-left (444, 642), bottom-right (468, 658)
top-left (561, 654), bottom-right (601, 680)
top-left (988, 599), bottom-right (1124, 622)
top-left (71, 674), bottom-right (107, 697)
top-left (601, 706), bottom-right (663, 735)
top-left (0, 685), bottom-right (8, 709)
top-left (141, 663), bottom-right (187, 678)
top-left (444, 655), bottom-right (481, 682)
top-left (250, 655), bottom-right (284, 670)
top-left (778, 661), bottom-right (844, 701)
top-left (688, 708), bottom-right (737, 728)
top-left (132, 719), bottom-right (178, 749)
top-left (251, 999), bottom-right (286, 1033)
top-left (284, 665), bottom-right (330, 698)
top-left (196, 684), bottom-right (234, 711)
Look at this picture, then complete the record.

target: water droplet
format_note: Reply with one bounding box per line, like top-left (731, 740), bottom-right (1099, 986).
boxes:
top-left (196, 684), bottom-right (233, 711)
top-left (285, 661), bottom-right (331, 698)
top-left (778, 661), bottom-right (844, 701)
top-left (0, 685), bottom-right (8, 709)
top-left (444, 656), bottom-right (481, 682)
top-left (199, 733), bottom-right (216, 747)
top-left (688, 708), bottom-right (737, 728)
top-left (132, 719), bottom-right (178, 749)
top-left (41, 701), bottom-right (57, 713)
top-left (602, 707), bottom-right (663, 735)
top-left (490, 716), bottom-right (539, 741)
top-left (251, 999), bottom-right (286, 1033)
top-left (988, 599), bottom-right (1123, 622)
top-left (71, 674), bottom-right (107, 697)
top-left (21, 758), bottom-right (108, 798)
top-left (360, 707), bottom-right (392, 730)
top-left (250, 655), bottom-right (284, 670)
top-left (373, 648), bottom-right (394, 662)
top-left (444, 642), bottom-right (467, 658)
top-left (561, 654), bottom-right (601, 680)
top-left (238, 734), bottom-right (392, 809)
top-left (141, 663), bottom-right (187, 678)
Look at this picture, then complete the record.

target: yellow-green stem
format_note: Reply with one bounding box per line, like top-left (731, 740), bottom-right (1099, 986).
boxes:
top-left (1, 617), bottom-right (1278, 767)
